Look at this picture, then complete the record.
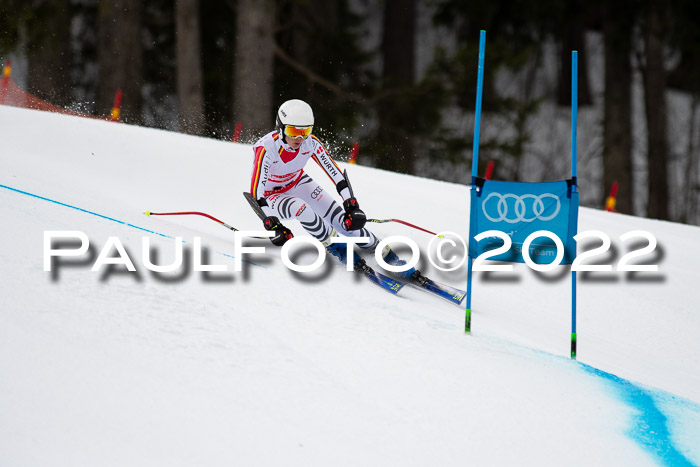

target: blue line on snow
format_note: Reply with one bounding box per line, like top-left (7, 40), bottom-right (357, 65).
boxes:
top-left (0, 183), bottom-right (264, 268)
top-left (479, 334), bottom-right (699, 466)
top-left (578, 363), bottom-right (698, 467)
top-left (0, 183), bottom-right (173, 238)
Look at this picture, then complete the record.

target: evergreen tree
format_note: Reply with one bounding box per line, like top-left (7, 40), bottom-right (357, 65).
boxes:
top-left (274, 0), bottom-right (375, 155)
top-left (430, 0), bottom-right (563, 181)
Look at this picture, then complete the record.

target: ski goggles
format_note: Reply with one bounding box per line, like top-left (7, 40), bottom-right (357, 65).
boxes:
top-left (283, 125), bottom-right (313, 139)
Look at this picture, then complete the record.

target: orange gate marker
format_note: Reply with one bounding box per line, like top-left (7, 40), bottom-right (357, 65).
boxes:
top-left (349, 142), bottom-right (359, 164)
top-left (110, 89), bottom-right (122, 122)
top-left (232, 122), bottom-right (243, 142)
top-left (1, 60), bottom-right (11, 105)
top-left (605, 181), bottom-right (618, 212)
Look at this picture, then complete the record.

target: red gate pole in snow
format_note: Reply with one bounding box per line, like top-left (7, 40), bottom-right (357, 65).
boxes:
top-left (110, 89), bottom-right (122, 122)
top-left (349, 142), bottom-right (359, 164)
top-left (605, 181), bottom-right (618, 212)
top-left (483, 160), bottom-right (495, 180)
top-left (232, 122), bottom-right (243, 142)
top-left (1, 60), bottom-right (11, 105)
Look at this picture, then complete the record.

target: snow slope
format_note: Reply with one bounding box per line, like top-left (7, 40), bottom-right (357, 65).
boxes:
top-left (1, 105), bottom-right (699, 466)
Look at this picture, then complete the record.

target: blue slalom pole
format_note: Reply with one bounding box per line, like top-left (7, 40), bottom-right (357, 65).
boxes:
top-left (471, 30), bottom-right (486, 180)
top-left (466, 30), bottom-right (486, 333)
top-left (571, 51), bottom-right (578, 180)
top-left (571, 50), bottom-right (578, 359)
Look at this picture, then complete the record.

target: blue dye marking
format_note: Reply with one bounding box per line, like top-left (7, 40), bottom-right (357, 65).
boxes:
top-left (0, 183), bottom-right (265, 268)
top-left (484, 336), bottom-right (700, 466)
top-left (1, 183), bottom-right (173, 238)
top-left (578, 362), bottom-right (698, 467)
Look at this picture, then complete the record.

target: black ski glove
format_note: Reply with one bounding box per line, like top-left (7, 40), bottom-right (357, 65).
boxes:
top-left (263, 216), bottom-right (293, 246)
top-left (342, 197), bottom-right (366, 231)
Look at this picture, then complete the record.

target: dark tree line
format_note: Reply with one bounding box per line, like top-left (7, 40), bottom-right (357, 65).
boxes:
top-left (0, 0), bottom-right (699, 224)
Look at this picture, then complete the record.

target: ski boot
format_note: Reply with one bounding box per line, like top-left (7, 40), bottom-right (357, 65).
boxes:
top-left (322, 230), bottom-right (369, 273)
top-left (381, 245), bottom-right (429, 286)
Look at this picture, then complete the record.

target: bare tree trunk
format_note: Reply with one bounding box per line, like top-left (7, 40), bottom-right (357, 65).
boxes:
top-left (97, 0), bottom-right (143, 124)
top-left (681, 95), bottom-right (699, 224)
top-left (642, 4), bottom-right (670, 220)
top-left (602, 4), bottom-right (633, 214)
top-left (376, 0), bottom-right (416, 175)
top-left (557, 0), bottom-right (592, 107)
top-left (26, 2), bottom-right (72, 107)
top-left (233, 0), bottom-right (275, 141)
top-left (176, 0), bottom-right (205, 135)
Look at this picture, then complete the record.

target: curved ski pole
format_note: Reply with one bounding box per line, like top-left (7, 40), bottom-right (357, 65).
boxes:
top-left (367, 218), bottom-right (438, 236)
top-left (343, 169), bottom-right (439, 237)
top-left (144, 210), bottom-right (268, 239)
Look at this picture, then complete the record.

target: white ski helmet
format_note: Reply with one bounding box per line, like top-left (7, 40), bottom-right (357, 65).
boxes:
top-left (276, 99), bottom-right (314, 137)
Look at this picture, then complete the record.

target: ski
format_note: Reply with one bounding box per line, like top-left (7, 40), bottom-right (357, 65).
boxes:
top-left (404, 273), bottom-right (466, 305)
top-left (419, 278), bottom-right (466, 305)
top-left (355, 261), bottom-right (406, 294)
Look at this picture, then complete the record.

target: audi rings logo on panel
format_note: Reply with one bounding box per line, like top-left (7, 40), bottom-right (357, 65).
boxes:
top-left (482, 193), bottom-right (561, 223)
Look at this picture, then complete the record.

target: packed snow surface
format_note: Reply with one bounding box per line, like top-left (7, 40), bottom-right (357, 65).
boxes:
top-left (1, 106), bottom-right (699, 466)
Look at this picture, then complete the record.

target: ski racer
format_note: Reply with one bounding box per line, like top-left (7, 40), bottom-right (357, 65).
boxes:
top-left (249, 98), bottom-right (424, 281)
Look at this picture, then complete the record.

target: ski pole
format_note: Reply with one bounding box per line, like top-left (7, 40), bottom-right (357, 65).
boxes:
top-left (144, 210), bottom-right (268, 239)
top-left (342, 169), bottom-right (440, 236)
top-left (367, 218), bottom-right (438, 236)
